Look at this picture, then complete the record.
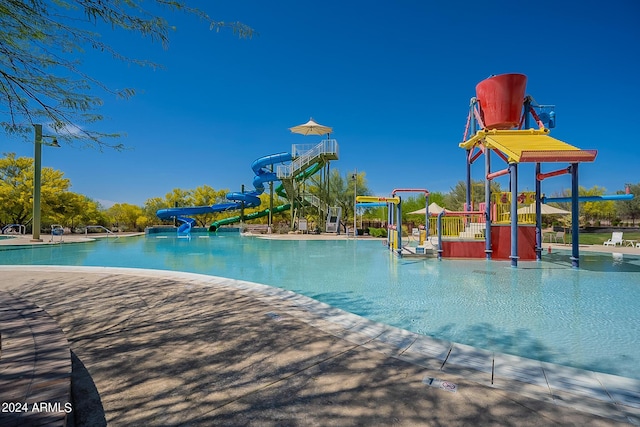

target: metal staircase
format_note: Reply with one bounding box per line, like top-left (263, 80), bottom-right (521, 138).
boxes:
top-left (275, 139), bottom-right (339, 227)
top-left (276, 139), bottom-right (338, 179)
top-left (302, 193), bottom-right (327, 212)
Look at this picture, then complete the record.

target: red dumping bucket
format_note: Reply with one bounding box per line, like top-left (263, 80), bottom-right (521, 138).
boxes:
top-left (476, 73), bottom-right (527, 129)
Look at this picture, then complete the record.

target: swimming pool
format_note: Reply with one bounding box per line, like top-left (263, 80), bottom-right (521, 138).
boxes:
top-left (2, 233), bottom-right (639, 380)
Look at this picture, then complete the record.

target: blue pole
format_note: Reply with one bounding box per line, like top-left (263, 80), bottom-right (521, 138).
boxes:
top-left (525, 98), bottom-right (543, 261)
top-left (542, 194), bottom-right (634, 203)
top-left (485, 146), bottom-right (492, 259)
top-left (510, 163), bottom-right (518, 267)
top-left (535, 162), bottom-right (542, 261)
top-left (571, 163), bottom-right (580, 268)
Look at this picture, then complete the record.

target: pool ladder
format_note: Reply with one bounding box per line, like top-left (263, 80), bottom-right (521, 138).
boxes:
top-left (84, 225), bottom-right (119, 238)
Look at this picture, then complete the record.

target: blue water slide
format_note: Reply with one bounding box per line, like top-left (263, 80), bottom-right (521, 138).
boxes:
top-left (176, 217), bottom-right (196, 235)
top-left (156, 152), bottom-right (292, 224)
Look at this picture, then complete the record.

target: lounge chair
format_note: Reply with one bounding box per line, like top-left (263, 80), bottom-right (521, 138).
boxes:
top-left (603, 232), bottom-right (624, 246)
top-left (552, 231), bottom-right (566, 244)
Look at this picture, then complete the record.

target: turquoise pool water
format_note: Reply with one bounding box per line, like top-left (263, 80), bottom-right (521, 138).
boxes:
top-left (2, 233), bottom-right (640, 379)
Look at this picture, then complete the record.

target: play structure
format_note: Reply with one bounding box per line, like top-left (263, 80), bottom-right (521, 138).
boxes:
top-left (156, 133), bottom-right (339, 234)
top-left (356, 191), bottom-right (433, 255)
top-left (368, 73), bottom-right (634, 267)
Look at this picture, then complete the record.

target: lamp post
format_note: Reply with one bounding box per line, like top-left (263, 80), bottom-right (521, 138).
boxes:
top-left (352, 169), bottom-right (357, 237)
top-left (31, 124), bottom-right (60, 242)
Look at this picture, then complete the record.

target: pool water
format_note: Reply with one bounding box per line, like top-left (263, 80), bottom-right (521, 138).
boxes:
top-left (2, 233), bottom-right (640, 380)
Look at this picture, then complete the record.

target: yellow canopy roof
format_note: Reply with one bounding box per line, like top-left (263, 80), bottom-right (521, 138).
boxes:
top-left (459, 129), bottom-right (597, 163)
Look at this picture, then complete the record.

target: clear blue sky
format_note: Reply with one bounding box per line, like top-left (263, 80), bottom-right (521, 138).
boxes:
top-left (5, 0), bottom-right (640, 207)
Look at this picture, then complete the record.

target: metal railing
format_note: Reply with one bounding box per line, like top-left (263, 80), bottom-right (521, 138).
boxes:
top-left (432, 213), bottom-right (486, 239)
top-left (277, 139), bottom-right (339, 179)
top-left (85, 225), bottom-right (119, 238)
top-left (495, 202), bottom-right (535, 224)
top-left (302, 193), bottom-right (327, 212)
top-left (1, 224), bottom-right (26, 234)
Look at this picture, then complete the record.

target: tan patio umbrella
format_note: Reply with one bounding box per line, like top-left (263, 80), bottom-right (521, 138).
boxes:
top-left (408, 202), bottom-right (447, 215)
top-left (517, 203), bottom-right (570, 215)
top-left (289, 118), bottom-right (333, 136)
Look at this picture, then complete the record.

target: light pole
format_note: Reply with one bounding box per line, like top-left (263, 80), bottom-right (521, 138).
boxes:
top-left (352, 169), bottom-right (357, 237)
top-left (31, 124), bottom-right (60, 242)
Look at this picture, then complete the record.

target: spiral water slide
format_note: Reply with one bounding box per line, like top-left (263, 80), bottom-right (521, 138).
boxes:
top-left (208, 158), bottom-right (325, 231)
top-left (156, 152), bottom-right (292, 233)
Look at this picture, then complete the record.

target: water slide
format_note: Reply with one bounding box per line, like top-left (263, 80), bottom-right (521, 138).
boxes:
top-left (208, 161), bottom-right (325, 231)
top-left (156, 152), bottom-right (293, 232)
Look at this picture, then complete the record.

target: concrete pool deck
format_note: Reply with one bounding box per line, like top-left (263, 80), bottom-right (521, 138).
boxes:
top-left (1, 234), bottom-right (639, 425)
top-left (1, 264), bottom-right (639, 426)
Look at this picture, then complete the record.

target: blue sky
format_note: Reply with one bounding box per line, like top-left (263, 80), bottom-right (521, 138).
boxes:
top-left (4, 0), bottom-right (640, 207)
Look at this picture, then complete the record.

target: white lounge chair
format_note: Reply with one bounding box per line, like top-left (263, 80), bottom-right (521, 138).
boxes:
top-left (552, 231), bottom-right (566, 244)
top-left (603, 232), bottom-right (624, 246)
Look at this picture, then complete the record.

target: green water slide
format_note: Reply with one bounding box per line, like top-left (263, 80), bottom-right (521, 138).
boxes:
top-left (209, 161), bottom-right (325, 232)
top-left (209, 203), bottom-right (291, 231)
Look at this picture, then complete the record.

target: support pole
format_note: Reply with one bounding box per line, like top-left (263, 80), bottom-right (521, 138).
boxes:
top-left (485, 147), bottom-right (492, 259)
top-left (353, 169), bottom-right (357, 237)
top-left (240, 184), bottom-right (245, 225)
top-left (535, 163), bottom-right (542, 260)
top-left (509, 163), bottom-right (518, 267)
top-left (268, 164), bottom-right (274, 233)
top-left (31, 124), bottom-right (43, 242)
top-left (570, 163), bottom-right (580, 268)
top-left (387, 202), bottom-right (393, 249)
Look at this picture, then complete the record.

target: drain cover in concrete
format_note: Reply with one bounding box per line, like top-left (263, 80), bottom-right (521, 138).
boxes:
top-left (423, 377), bottom-right (458, 393)
top-left (265, 312), bottom-right (283, 321)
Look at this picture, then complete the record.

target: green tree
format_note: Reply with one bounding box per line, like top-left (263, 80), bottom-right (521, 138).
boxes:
top-left (190, 185), bottom-right (228, 226)
top-left (401, 195), bottom-right (427, 224)
top-left (144, 196), bottom-right (169, 225)
top-left (581, 186), bottom-right (615, 224)
top-left (0, 152), bottom-right (71, 227)
top-left (553, 186), bottom-right (615, 225)
top-left (326, 169), bottom-right (370, 232)
top-left (0, 1), bottom-right (252, 148)
top-left (429, 191), bottom-right (446, 208)
top-left (48, 192), bottom-right (107, 230)
top-left (444, 180), bottom-right (502, 211)
top-left (616, 183), bottom-right (640, 225)
top-left (165, 188), bottom-right (192, 208)
top-left (106, 203), bottom-right (144, 231)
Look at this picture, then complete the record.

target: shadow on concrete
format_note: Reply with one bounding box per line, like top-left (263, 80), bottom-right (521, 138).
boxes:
top-left (70, 351), bottom-right (106, 427)
top-left (5, 271), bottom-right (630, 426)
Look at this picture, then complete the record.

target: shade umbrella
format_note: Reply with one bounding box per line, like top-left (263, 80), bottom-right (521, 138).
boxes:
top-left (408, 202), bottom-right (447, 215)
top-left (289, 118), bottom-right (333, 136)
top-left (517, 203), bottom-right (570, 215)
